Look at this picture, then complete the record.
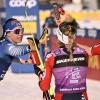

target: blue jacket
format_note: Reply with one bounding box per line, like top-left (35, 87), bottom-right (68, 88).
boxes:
top-left (0, 38), bottom-right (30, 80)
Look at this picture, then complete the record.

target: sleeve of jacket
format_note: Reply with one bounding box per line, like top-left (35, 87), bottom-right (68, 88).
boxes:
top-left (6, 44), bottom-right (30, 56)
top-left (39, 53), bottom-right (55, 92)
top-left (91, 44), bottom-right (100, 55)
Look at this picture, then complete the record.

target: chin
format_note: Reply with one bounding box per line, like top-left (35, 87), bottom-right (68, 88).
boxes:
top-left (17, 40), bottom-right (22, 43)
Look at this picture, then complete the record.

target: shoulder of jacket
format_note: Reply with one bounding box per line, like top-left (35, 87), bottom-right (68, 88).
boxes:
top-left (52, 48), bottom-right (61, 55)
top-left (75, 46), bottom-right (85, 53)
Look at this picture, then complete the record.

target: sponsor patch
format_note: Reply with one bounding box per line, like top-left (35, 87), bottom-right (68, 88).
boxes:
top-left (54, 49), bottom-right (61, 55)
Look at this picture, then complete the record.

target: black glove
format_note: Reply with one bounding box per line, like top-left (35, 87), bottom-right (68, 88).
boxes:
top-left (34, 65), bottom-right (43, 77)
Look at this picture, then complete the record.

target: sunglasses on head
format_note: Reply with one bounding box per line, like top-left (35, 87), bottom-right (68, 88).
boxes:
top-left (6, 28), bottom-right (24, 35)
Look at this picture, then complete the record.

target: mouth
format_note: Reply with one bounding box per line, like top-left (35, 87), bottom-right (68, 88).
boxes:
top-left (17, 36), bottom-right (23, 40)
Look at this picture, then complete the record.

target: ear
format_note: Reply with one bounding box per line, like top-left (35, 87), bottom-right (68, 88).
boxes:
top-left (6, 32), bottom-right (11, 37)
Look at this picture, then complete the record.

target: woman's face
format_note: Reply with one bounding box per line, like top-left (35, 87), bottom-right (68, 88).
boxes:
top-left (7, 26), bottom-right (24, 44)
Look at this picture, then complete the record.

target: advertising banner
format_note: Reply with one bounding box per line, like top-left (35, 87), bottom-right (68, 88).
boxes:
top-left (5, 0), bottom-right (40, 34)
top-left (76, 28), bottom-right (100, 39)
top-left (39, 11), bottom-right (100, 29)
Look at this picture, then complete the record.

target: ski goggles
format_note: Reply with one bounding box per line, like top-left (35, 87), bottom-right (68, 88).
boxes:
top-left (6, 28), bottom-right (24, 35)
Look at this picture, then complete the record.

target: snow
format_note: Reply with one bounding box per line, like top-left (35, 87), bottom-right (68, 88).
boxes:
top-left (0, 70), bottom-right (100, 100)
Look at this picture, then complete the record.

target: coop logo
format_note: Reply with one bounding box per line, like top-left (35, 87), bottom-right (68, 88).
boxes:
top-left (9, 0), bottom-right (37, 8)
